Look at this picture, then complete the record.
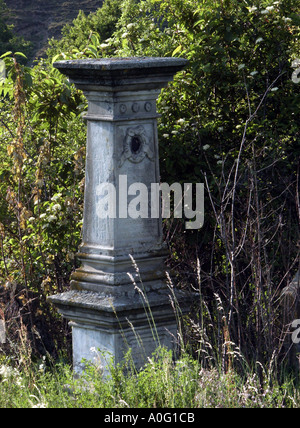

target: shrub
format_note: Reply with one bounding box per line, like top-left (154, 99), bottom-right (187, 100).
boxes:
top-left (106, 0), bottom-right (300, 366)
top-left (0, 0), bottom-right (31, 58)
top-left (0, 0), bottom-right (299, 373)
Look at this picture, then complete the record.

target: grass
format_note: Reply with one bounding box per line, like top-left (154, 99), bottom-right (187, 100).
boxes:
top-left (1, 261), bottom-right (299, 408)
top-left (0, 347), bottom-right (299, 408)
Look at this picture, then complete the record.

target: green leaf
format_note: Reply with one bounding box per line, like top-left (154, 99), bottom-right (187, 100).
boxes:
top-left (194, 19), bottom-right (205, 27)
top-left (52, 54), bottom-right (62, 64)
top-left (90, 34), bottom-right (100, 46)
top-left (172, 45), bottom-right (183, 57)
top-left (0, 52), bottom-right (12, 59)
top-left (87, 45), bottom-right (98, 56)
top-left (14, 52), bottom-right (28, 59)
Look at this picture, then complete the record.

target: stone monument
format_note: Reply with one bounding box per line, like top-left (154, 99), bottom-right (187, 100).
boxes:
top-left (48, 57), bottom-right (190, 374)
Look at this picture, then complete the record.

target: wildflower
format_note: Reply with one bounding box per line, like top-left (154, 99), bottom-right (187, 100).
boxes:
top-left (47, 215), bottom-right (57, 223)
top-left (100, 43), bottom-right (110, 49)
top-left (163, 134), bottom-right (170, 138)
top-left (52, 203), bottom-right (61, 212)
top-left (248, 6), bottom-right (257, 12)
top-left (51, 193), bottom-right (62, 202)
top-left (255, 37), bottom-right (264, 44)
top-left (203, 144), bottom-right (210, 151)
top-left (0, 365), bottom-right (23, 386)
top-left (266, 6), bottom-right (274, 11)
top-left (127, 23), bottom-right (136, 30)
top-left (39, 213), bottom-right (47, 220)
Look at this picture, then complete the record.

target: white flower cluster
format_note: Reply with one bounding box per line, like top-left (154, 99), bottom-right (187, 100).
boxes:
top-left (38, 194), bottom-right (63, 226)
top-left (0, 365), bottom-right (23, 387)
top-left (248, 2), bottom-right (288, 17)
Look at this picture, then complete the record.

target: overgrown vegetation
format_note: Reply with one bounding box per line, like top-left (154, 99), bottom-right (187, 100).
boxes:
top-left (0, 0), bottom-right (300, 407)
top-left (0, 346), bottom-right (299, 408)
top-left (0, 0), bottom-right (31, 58)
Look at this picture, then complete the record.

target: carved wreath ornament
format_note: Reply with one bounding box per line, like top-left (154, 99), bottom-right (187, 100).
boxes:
top-left (119, 126), bottom-right (154, 167)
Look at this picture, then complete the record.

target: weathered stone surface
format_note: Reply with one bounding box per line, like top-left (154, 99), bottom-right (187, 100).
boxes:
top-left (53, 57), bottom-right (189, 91)
top-left (48, 57), bottom-right (190, 374)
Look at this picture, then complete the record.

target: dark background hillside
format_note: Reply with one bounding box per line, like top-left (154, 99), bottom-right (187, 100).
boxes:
top-left (4, 0), bottom-right (103, 59)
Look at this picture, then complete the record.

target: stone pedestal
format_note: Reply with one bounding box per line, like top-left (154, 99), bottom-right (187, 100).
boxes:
top-left (48, 57), bottom-right (190, 374)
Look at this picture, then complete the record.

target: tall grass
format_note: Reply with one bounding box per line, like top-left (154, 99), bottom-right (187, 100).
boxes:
top-left (1, 258), bottom-right (300, 408)
top-left (0, 345), bottom-right (299, 408)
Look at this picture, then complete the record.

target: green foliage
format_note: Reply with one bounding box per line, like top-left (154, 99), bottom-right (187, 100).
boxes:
top-left (108, 0), bottom-right (300, 178)
top-left (0, 0), bottom-right (124, 364)
top-left (0, 52), bottom-right (86, 356)
top-left (0, 346), bottom-right (299, 408)
top-left (0, 0), bottom-right (31, 58)
top-left (47, 0), bottom-right (121, 60)
top-left (0, 0), bottom-right (299, 373)
top-left (105, 0), bottom-right (300, 364)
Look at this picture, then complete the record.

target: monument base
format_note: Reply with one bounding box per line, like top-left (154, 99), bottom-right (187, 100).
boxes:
top-left (49, 287), bottom-right (190, 375)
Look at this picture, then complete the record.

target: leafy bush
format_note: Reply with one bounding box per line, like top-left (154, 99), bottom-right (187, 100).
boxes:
top-left (46, 0), bottom-right (121, 60)
top-left (0, 0), bottom-right (299, 374)
top-left (0, 52), bottom-right (86, 358)
top-left (105, 0), bottom-right (300, 366)
top-left (0, 0), bottom-right (31, 58)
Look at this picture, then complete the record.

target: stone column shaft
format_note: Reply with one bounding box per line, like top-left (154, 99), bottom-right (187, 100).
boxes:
top-left (48, 57), bottom-right (189, 374)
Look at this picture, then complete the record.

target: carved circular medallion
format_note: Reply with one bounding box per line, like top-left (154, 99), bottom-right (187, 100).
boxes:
top-left (119, 104), bottom-right (127, 114)
top-left (132, 103), bottom-right (140, 113)
top-left (144, 102), bottom-right (152, 112)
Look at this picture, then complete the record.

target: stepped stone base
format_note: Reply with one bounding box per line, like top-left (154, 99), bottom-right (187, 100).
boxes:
top-left (49, 287), bottom-right (189, 374)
